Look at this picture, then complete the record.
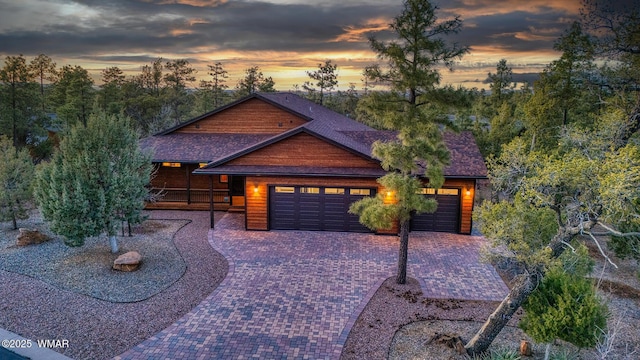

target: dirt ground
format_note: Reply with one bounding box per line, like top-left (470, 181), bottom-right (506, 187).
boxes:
top-left (341, 234), bottom-right (640, 360)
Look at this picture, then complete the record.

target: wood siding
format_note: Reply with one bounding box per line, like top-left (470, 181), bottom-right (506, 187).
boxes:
top-left (175, 98), bottom-right (306, 134)
top-left (228, 133), bottom-right (380, 168)
top-left (152, 164), bottom-right (189, 188)
top-left (151, 163), bottom-right (228, 190)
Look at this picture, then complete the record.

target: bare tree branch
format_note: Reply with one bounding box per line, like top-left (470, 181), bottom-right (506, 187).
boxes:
top-left (595, 221), bottom-right (640, 237)
top-left (584, 231), bottom-right (618, 269)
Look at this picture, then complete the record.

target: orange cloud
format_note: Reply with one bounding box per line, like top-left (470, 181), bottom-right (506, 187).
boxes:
top-left (169, 28), bottom-right (193, 36)
top-left (188, 18), bottom-right (210, 26)
top-left (333, 18), bottom-right (391, 43)
top-left (448, 0), bottom-right (582, 17)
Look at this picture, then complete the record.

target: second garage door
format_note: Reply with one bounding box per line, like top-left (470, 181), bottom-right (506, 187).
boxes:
top-left (269, 186), bottom-right (376, 232)
top-left (410, 188), bottom-right (461, 233)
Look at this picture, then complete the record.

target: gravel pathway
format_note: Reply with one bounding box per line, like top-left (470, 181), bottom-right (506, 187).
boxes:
top-left (0, 211), bottom-right (228, 360)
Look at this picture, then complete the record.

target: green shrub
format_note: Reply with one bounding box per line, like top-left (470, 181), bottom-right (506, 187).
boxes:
top-left (520, 247), bottom-right (608, 349)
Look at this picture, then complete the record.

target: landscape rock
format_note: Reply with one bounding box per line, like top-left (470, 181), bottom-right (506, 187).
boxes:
top-left (520, 340), bottom-right (532, 356)
top-left (16, 228), bottom-right (51, 246)
top-left (113, 251), bottom-right (142, 272)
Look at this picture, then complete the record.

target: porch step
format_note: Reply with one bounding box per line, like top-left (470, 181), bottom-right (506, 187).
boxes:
top-left (228, 207), bottom-right (245, 213)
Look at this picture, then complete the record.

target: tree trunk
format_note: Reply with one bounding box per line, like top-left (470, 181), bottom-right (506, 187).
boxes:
top-left (396, 220), bottom-right (410, 284)
top-left (465, 228), bottom-right (578, 356)
top-left (109, 235), bottom-right (119, 253)
top-left (464, 272), bottom-right (538, 355)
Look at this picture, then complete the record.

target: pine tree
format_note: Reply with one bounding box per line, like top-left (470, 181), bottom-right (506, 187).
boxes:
top-left (349, 0), bottom-right (467, 284)
top-left (520, 245), bottom-right (607, 359)
top-left (34, 112), bottom-right (152, 252)
top-left (0, 136), bottom-right (34, 229)
top-left (303, 60), bottom-right (338, 105)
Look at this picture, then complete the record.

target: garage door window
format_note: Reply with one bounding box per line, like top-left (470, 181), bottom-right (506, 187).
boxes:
top-left (349, 188), bottom-right (371, 196)
top-left (324, 188), bottom-right (345, 195)
top-left (417, 188), bottom-right (436, 195)
top-left (300, 187), bottom-right (320, 194)
top-left (438, 188), bottom-right (459, 195)
top-left (275, 186), bottom-right (295, 193)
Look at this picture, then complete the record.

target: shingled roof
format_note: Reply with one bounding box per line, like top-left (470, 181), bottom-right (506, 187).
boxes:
top-left (141, 92), bottom-right (487, 178)
top-left (340, 130), bottom-right (488, 178)
top-left (139, 133), bottom-right (273, 163)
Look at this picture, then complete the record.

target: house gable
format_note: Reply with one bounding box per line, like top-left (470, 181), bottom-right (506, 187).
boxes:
top-left (226, 132), bottom-right (381, 169)
top-left (174, 98), bottom-right (307, 135)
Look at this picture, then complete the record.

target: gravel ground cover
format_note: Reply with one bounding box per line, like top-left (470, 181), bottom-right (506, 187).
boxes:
top-left (0, 210), bottom-right (228, 360)
top-left (1, 212), bottom-right (188, 302)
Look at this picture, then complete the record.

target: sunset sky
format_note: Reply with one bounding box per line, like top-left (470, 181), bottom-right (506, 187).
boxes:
top-left (0, 0), bottom-right (617, 90)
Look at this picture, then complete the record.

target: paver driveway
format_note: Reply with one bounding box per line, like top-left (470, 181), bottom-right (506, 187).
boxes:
top-left (116, 213), bottom-right (507, 359)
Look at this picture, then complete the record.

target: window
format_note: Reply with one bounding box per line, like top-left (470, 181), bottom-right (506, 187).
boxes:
top-left (161, 162), bottom-right (181, 168)
top-left (349, 188), bottom-right (371, 196)
top-left (300, 187), bottom-right (320, 194)
top-left (417, 188), bottom-right (436, 195)
top-left (275, 186), bottom-right (295, 193)
top-left (324, 188), bottom-right (345, 195)
top-left (219, 175), bottom-right (228, 183)
top-left (437, 188), bottom-right (459, 195)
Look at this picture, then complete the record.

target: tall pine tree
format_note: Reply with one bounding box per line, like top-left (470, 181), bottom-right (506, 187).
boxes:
top-left (349, 0), bottom-right (468, 284)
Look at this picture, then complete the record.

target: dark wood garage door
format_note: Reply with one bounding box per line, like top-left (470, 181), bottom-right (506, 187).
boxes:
top-left (269, 186), bottom-right (375, 232)
top-left (410, 188), bottom-right (460, 233)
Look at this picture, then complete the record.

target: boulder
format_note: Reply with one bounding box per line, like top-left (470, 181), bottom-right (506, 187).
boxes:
top-left (16, 228), bottom-right (51, 246)
top-left (520, 340), bottom-right (532, 356)
top-left (113, 251), bottom-right (142, 272)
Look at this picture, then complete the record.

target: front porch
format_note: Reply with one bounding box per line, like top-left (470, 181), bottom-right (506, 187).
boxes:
top-left (145, 162), bottom-right (246, 212)
top-left (146, 188), bottom-right (232, 211)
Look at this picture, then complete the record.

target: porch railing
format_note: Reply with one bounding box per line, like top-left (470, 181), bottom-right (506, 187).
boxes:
top-left (150, 188), bottom-right (231, 204)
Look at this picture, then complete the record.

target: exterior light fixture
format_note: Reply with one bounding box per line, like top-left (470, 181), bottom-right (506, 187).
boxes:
top-left (254, 186), bottom-right (259, 193)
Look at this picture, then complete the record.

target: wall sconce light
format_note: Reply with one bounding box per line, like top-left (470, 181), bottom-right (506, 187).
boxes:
top-left (465, 188), bottom-right (471, 196)
top-left (253, 186), bottom-right (259, 193)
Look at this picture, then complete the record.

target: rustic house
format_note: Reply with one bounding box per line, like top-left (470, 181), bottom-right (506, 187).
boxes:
top-left (139, 92), bottom-right (487, 234)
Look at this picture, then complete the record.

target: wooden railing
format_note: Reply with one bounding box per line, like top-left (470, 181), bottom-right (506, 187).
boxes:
top-left (150, 188), bottom-right (230, 204)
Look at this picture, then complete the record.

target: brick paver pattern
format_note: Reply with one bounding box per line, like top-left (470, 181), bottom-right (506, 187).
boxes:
top-left (116, 213), bottom-right (507, 359)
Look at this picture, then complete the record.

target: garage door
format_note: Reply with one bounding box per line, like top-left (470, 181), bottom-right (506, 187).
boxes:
top-left (410, 188), bottom-right (460, 233)
top-left (269, 186), bottom-right (376, 232)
